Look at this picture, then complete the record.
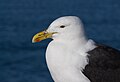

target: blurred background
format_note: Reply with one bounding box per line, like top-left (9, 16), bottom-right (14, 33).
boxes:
top-left (0, 0), bottom-right (120, 82)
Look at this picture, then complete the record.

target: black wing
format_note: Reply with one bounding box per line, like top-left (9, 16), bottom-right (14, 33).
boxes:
top-left (83, 44), bottom-right (120, 82)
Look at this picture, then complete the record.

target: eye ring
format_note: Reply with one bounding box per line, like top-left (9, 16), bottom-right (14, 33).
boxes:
top-left (60, 25), bottom-right (65, 28)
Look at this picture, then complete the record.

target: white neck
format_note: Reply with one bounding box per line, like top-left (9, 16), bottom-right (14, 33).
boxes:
top-left (53, 35), bottom-right (88, 50)
top-left (46, 37), bottom-right (96, 82)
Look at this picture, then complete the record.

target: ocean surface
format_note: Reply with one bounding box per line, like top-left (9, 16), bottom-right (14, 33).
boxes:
top-left (0, 0), bottom-right (120, 82)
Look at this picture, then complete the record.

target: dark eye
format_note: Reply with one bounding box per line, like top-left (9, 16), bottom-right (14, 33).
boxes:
top-left (60, 25), bottom-right (65, 28)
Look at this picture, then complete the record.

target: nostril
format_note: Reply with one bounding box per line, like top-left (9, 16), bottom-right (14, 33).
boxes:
top-left (38, 34), bottom-right (44, 36)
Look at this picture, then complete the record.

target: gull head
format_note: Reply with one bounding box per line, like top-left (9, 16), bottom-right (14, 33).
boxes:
top-left (32, 16), bottom-right (86, 43)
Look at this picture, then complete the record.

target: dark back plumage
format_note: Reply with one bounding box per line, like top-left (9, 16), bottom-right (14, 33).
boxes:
top-left (83, 44), bottom-right (120, 82)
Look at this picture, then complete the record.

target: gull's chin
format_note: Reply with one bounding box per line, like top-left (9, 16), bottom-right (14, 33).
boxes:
top-left (51, 33), bottom-right (59, 39)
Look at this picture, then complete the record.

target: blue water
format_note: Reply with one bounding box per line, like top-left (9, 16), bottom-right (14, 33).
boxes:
top-left (0, 0), bottom-right (120, 82)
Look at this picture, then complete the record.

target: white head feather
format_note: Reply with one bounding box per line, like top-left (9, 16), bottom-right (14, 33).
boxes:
top-left (45, 16), bottom-right (96, 82)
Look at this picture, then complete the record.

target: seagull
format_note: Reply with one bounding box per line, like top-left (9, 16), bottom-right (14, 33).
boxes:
top-left (32, 16), bottom-right (120, 82)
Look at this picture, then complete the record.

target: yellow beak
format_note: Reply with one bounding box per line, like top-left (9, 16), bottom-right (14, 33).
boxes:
top-left (32, 30), bottom-right (56, 43)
